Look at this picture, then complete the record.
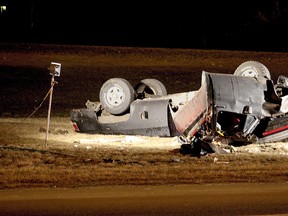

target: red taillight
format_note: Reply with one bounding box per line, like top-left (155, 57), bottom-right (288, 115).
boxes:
top-left (73, 123), bottom-right (79, 132)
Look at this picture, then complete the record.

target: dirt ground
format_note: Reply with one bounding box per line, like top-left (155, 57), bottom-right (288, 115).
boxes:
top-left (1, 43), bottom-right (288, 189)
top-left (1, 117), bottom-right (288, 158)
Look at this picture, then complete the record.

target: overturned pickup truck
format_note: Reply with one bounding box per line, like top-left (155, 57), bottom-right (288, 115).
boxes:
top-left (71, 61), bottom-right (288, 154)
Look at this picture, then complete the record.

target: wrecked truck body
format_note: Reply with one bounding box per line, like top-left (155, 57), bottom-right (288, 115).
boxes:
top-left (176, 71), bottom-right (288, 154)
top-left (71, 97), bottom-right (175, 137)
top-left (70, 61), bottom-right (288, 154)
top-left (71, 89), bottom-right (199, 137)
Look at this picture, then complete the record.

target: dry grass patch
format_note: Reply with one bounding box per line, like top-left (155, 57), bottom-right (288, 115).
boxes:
top-left (1, 117), bottom-right (288, 188)
top-left (1, 143), bottom-right (288, 188)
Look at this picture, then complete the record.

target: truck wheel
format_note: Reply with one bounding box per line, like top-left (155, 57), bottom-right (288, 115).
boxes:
top-left (234, 61), bottom-right (271, 79)
top-left (135, 78), bottom-right (167, 99)
top-left (99, 78), bottom-right (135, 115)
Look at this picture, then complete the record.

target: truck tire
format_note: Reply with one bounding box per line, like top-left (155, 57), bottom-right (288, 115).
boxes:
top-left (234, 61), bottom-right (271, 79)
top-left (135, 78), bottom-right (167, 99)
top-left (99, 78), bottom-right (135, 115)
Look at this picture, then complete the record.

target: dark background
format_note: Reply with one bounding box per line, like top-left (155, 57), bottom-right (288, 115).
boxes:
top-left (1, 0), bottom-right (288, 51)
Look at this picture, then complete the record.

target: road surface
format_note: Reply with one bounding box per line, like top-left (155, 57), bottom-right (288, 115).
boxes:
top-left (1, 183), bottom-right (288, 215)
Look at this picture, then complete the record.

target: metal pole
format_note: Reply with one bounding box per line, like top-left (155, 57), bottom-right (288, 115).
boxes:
top-left (45, 75), bottom-right (55, 147)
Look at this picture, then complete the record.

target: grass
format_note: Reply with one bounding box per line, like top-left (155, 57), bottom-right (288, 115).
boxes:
top-left (1, 145), bottom-right (288, 189)
top-left (1, 116), bottom-right (288, 189)
top-left (0, 43), bottom-right (288, 189)
top-left (1, 42), bottom-right (288, 117)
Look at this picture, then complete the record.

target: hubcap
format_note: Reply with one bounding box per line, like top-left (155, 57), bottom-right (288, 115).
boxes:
top-left (242, 69), bottom-right (258, 77)
top-left (106, 86), bottom-right (124, 106)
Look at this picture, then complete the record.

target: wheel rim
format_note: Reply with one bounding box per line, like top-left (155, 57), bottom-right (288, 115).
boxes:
top-left (106, 86), bottom-right (124, 107)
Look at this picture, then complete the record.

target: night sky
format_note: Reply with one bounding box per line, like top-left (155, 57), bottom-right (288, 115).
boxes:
top-left (1, 0), bottom-right (288, 51)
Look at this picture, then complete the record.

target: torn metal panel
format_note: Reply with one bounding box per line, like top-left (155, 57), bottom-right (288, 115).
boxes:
top-left (172, 72), bottom-right (209, 139)
top-left (207, 72), bottom-right (267, 118)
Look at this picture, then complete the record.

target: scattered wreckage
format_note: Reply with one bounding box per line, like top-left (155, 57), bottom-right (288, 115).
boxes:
top-left (70, 61), bottom-right (288, 155)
